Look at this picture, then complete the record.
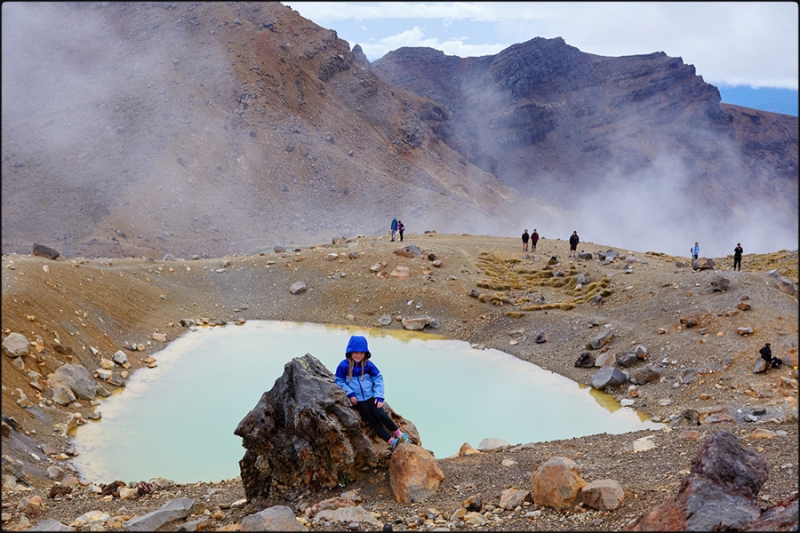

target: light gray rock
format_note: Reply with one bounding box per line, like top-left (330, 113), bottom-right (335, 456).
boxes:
top-left (26, 519), bottom-right (75, 531)
top-left (51, 385), bottom-right (76, 406)
top-left (289, 282), bottom-right (307, 295)
top-left (591, 367), bottom-right (628, 390)
top-left (313, 505), bottom-right (381, 528)
top-left (477, 438), bottom-right (511, 451)
top-left (580, 479), bottom-right (624, 510)
top-left (241, 505), bottom-right (307, 531)
top-left (3, 332), bottom-right (30, 357)
top-left (124, 497), bottom-right (195, 531)
top-left (377, 314), bottom-right (392, 326)
top-left (112, 350), bottom-right (128, 366)
top-left (48, 364), bottom-right (96, 400)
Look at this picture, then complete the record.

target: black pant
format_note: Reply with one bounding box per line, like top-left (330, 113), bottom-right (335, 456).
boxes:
top-left (399, 230), bottom-right (404, 241)
top-left (353, 399), bottom-right (398, 441)
top-left (733, 257), bottom-right (741, 270)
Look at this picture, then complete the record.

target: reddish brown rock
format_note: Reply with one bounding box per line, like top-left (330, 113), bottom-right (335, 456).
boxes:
top-left (389, 442), bottom-right (444, 503)
top-left (531, 457), bottom-right (586, 511)
top-left (625, 430), bottom-right (768, 531)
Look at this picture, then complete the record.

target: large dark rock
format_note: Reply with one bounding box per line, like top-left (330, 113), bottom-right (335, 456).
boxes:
top-left (234, 354), bottom-right (419, 506)
top-left (32, 243), bottom-right (60, 259)
top-left (625, 430), bottom-right (769, 531)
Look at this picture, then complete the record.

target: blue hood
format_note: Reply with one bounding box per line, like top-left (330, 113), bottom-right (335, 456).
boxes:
top-left (345, 335), bottom-right (371, 359)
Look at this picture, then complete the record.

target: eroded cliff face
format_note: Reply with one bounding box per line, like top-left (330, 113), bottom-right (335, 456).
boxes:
top-left (371, 37), bottom-right (798, 220)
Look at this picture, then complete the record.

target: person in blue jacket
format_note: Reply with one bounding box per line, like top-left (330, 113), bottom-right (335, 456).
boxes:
top-left (390, 218), bottom-right (398, 241)
top-left (691, 242), bottom-right (700, 260)
top-left (335, 335), bottom-right (409, 450)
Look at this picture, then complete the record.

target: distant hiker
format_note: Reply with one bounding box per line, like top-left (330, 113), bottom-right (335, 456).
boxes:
top-left (531, 229), bottom-right (539, 251)
top-left (398, 220), bottom-right (405, 242)
top-left (691, 242), bottom-right (700, 260)
top-left (733, 243), bottom-right (743, 271)
top-left (569, 231), bottom-right (580, 257)
top-left (759, 343), bottom-right (783, 369)
top-left (335, 335), bottom-right (409, 451)
top-left (390, 218), bottom-right (398, 241)
top-left (521, 229), bottom-right (529, 251)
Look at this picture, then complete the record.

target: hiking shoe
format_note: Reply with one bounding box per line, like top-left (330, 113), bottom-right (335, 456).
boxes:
top-left (400, 433), bottom-right (409, 443)
top-left (390, 438), bottom-right (400, 451)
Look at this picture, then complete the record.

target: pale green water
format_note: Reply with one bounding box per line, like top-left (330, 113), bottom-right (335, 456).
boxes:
top-left (72, 320), bottom-right (661, 484)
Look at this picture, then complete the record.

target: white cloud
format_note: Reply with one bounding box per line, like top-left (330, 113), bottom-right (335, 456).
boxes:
top-left (358, 26), bottom-right (505, 60)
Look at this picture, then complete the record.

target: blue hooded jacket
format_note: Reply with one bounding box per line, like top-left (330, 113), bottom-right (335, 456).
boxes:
top-left (334, 335), bottom-right (385, 402)
top-left (391, 218), bottom-right (398, 231)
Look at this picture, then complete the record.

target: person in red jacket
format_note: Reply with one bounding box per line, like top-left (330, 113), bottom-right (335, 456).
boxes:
top-left (531, 229), bottom-right (539, 252)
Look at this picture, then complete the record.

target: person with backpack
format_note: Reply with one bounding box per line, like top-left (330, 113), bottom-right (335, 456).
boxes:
top-left (531, 229), bottom-right (539, 252)
top-left (759, 343), bottom-right (783, 369)
top-left (398, 220), bottom-right (405, 242)
top-left (334, 335), bottom-right (409, 451)
top-left (691, 242), bottom-right (700, 260)
top-left (521, 229), bottom-right (529, 251)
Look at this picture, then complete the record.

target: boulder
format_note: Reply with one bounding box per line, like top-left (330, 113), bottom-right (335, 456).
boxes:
top-left (691, 257), bottom-right (715, 270)
top-left (477, 438), bottom-right (511, 451)
top-left (587, 329), bottom-right (614, 350)
top-left (594, 351), bottom-right (616, 367)
top-left (577, 252), bottom-right (593, 260)
top-left (3, 332), bottom-right (29, 357)
top-left (26, 519), bottom-right (74, 531)
top-left (616, 352), bottom-right (640, 368)
top-left (710, 276), bottom-right (730, 292)
top-left (633, 364), bottom-right (662, 385)
top-left (47, 364), bottom-right (96, 400)
top-left (581, 479), bottom-right (624, 511)
top-left (499, 487), bottom-right (530, 510)
top-left (124, 498), bottom-right (195, 531)
top-left (753, 358), bottom-right (768, 373)
top-left (574, 352), bottom-right (595, 368)
top-left (394, 244), bottom-right (423, 257)
top-left (389, 442), bottom-right (445, 503)
top-left (531, 457), bottom-right (586, 511)
top-left (625, 431), bottom-right (768, 531)
top-left (778, 277), bottom-right (796, 295)
top-left (597, 250), bottom-right (619, 261)
top-left (591, 367), bottom-right (628, 390)
top-left (745, 493), bottom-right (799, 531)
top-left (401, 316), bottom-right (430, 330)
top-left (32, 243), bottom-right (60, 259)
top-left (234, 354), bottom-right (419, 505)
top-left (241, 505), bottom-right (306, 531)
top-left (289, 281), bottom-right (307, 294)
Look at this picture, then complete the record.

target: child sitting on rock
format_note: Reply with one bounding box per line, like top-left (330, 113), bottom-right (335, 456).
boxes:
top-left (334, 335), bottom-right (409, 450)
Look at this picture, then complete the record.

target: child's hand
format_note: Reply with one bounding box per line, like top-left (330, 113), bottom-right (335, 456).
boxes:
top-left (349, 397), bottom-right (357, 405)
top-left (375, 399), bottom-right (384, 409)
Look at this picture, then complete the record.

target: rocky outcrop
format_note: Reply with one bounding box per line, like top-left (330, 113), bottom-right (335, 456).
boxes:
top-left (234, 354), bottom-right (419, 505)
top-left (625, 430), bottom-right (769, 531)
top-left (372, 38), bottom-right (797, 228)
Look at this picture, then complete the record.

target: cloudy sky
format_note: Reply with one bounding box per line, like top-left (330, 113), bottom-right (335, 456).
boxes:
top-left (289, 1), bottom-right (798, 114)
